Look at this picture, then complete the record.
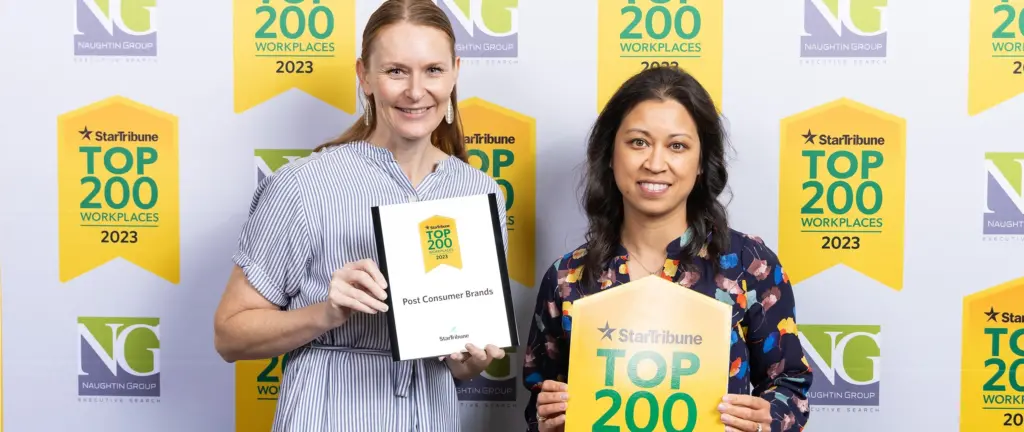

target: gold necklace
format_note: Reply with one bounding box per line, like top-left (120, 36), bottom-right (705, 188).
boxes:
top-left (626, 247), bottom-right (663, 276)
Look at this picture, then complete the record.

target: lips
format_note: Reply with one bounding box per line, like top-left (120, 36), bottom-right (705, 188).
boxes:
top-left (397, 107), bottom-right (432, 114)
top-left (639, 182), bottom-right (670, 193)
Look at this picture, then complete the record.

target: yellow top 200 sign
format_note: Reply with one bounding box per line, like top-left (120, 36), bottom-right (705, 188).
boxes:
top-left (969, 0), bottom-right (1024, 115)
top-left (233, 0), bottom-right (357, 114)
top-left (597, 0), bottom-right (723, 113)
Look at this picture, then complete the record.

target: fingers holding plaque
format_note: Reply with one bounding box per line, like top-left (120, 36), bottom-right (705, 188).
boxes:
top-left (370, 193), bottom-right (519, 361)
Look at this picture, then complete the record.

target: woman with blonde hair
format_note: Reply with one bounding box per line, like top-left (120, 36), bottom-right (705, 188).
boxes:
top-left (213, 1), bottom-right (506, 430)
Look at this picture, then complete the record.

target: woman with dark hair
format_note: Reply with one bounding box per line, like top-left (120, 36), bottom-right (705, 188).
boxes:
top-left (522, 67), bottom-right (813, 432)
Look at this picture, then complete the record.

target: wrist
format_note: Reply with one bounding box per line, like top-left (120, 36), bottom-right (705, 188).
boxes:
top-left (314, 301), bottom-right (346, 331)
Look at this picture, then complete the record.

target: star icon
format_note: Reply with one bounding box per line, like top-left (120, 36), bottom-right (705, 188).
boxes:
top-left (986, 306), bottom-right (999, 322)
top-left (79, 126), bottom-right (92, 140)
top-left (598, 321), bottom-right (615, 341)
top-left (802, 129), bottom-right (816, 144)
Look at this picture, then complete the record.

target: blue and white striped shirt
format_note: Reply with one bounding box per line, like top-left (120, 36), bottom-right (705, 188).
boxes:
top-left (232, 141), bottom-right (508, 432)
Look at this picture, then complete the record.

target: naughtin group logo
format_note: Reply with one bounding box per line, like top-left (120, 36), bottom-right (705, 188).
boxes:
top-left (983, 152), bottom-right (1024, 238)
top-left (74, 0), bottom-right (157, 57)
top-left (798, 324), bottom-right (881, 412)
top-left (77, 317), bottom-right (161, 399)
top-left (456, 348), bottom-right (516, 405)
top-left (436, 0), bottom-right (518, 59)
top-left (254, 149), bottom-right (312, 185)
top-left (800, 0), bottom-right (887, 58)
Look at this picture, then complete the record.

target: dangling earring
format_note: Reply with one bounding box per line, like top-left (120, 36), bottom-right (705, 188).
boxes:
top-left (363, 96), bottom-right (373, 126)
top-left (445, 102), bottom-right (454, 124)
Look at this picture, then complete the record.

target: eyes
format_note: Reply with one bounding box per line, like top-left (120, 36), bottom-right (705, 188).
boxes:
top-left (629, 138), bottom-right (689, 151)
top-left (385, 66), bottom-right (445, 77)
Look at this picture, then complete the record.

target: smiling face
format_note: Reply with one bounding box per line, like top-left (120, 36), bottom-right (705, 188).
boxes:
top-left (358, 21), bottom-right (459, 143)
top-left (611, 98), bottom-right (703, 220)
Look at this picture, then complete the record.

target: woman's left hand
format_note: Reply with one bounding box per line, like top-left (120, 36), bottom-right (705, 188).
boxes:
top-left (440, 344), bottom-right (506, 381)
top-left (718, 393), bottom-right (772, 432)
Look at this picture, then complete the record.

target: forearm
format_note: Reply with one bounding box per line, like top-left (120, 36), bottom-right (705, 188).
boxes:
top-left (215, 302), bottom-right (332, 362)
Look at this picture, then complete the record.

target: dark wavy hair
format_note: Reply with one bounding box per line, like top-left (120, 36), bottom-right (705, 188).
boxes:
top-left (580, 66), bottom-right (731, 290)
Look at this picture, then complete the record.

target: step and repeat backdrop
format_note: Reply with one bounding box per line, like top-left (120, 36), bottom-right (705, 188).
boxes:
top-left (1, 0), bottom-right (1023, 431)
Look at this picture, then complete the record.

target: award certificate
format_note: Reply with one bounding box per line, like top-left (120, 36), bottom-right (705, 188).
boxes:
top-left (563, 275), bottom-right (732, 432)
top-left (371, 192), bottom-right (519, 361)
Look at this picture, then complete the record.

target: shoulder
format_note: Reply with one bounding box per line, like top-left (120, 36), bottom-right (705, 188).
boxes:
top-left (259, 145), bottom-right (357, 189)
top-left (444, 157), bottom-right (503, 194)
top-left (552, 243), bottom-right (591, 272)
top-left (717, 228), bottom-right (788, 288)
top-left (537, 242), bottom-right (591, 287)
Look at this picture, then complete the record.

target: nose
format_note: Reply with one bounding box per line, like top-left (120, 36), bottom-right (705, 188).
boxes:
top-left (405, 72), bottom-right (426, 101)
top-left (643, 144), bottom-right (668, 173)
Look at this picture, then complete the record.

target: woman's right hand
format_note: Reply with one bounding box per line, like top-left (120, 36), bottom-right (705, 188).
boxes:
top-left (323, 259), bottom-right (389, 327)
top-left (536, 380), bottom-right (569, 432)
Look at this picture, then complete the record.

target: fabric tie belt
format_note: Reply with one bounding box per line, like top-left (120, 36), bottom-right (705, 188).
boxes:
top-left (308, 342), bottom-right (416, 398)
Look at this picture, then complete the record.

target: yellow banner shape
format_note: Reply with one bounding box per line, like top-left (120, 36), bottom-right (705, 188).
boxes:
top-left (597, 0), bottom-right (723, 113)
top-left (968, 0), bottom-right (1024, 116)
top-left (564, 275), bottom-right (731, 432)
top-left (235, 353), bottom-right (288, 431)
top-left (57, 96), bottom-right (180, 284)
top-left (960, 276), bottom-right (1024, 430)
top-left (778, 98), bottom-right (906, 291)
top-left (419, 215), bottom-right (462, 272)
top-left (461, 97), bottom-right (536, 288)
top-left (233, 0), bottom-right (356, 114)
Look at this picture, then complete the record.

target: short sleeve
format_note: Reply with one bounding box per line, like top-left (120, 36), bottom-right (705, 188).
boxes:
top-left (231, 167), bottom-right (313, 308)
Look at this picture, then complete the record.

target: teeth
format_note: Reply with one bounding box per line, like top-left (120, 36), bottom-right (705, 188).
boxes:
top-left (640, 182), bottom-right (668, 192)
top-left (400, 107), bottom-right (428, 114)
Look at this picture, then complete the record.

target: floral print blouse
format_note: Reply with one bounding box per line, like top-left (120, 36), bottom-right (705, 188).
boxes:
top-left (522, 228), bottom-right (813, 432)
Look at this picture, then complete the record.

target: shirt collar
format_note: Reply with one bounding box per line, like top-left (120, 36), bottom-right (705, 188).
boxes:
top-left (613, 226), bottom-right (696, 258)
top-left (349, 140), bottom-right (455, 172)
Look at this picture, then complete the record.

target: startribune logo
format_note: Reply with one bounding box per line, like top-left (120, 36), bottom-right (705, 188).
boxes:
top-left (800, 129), bottom-right (886, 146)
top-left (597, 321), bottom-right (705, 346)
top-left (984, 306), bottom-right (1024, 323)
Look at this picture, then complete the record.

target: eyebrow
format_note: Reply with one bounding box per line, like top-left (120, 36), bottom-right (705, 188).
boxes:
top-left (625, 128), bottom-right (692, 139)
top-left (378, 60), bottom-right (447, 69)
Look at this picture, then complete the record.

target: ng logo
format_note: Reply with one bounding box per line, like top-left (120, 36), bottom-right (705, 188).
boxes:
top-left (800, 0), bottom-right (887, 58)
top-left (77, 317), bottom-right (161, 397)
top-left (436, 0), bottom-right (518, 58)
top-left (73, 0), bottom-right (158, 57)
top-left (798, 324), bottom-right (880, 407)
top-left (456, 347), bottom-right (516, 402)
top-left (254, 149), bottom-right (312, 185)
top-left (984, 153), bottom-right (1024, 236)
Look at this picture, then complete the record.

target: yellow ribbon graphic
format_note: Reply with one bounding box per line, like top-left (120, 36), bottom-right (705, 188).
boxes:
top-left (960, 276), bottom-right (1024, 430)
top-left (57, 96), bottom-right (180, 284)
top-left (968, 0), bottom-right (1024, 116)
top-left (461, 97), bottom-right (536, 288)
top-left (419, 216), bottom-right (462, 273)
top-left (233, 0), bottom-right (357, 114)
top-left (778, 98), bottom-right (906, 290)
top-left (597, 0), bottom-right (722, 113)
